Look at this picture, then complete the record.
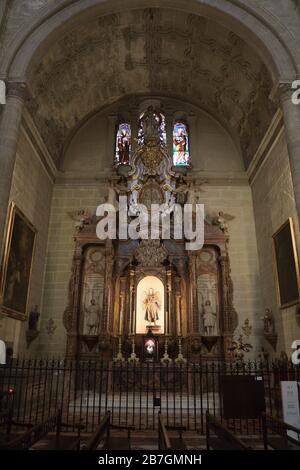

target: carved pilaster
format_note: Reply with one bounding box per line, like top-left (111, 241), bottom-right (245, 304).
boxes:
top-left (219, 254), bottom-right (238, 358)
top-left (102, 242), bottom-right (114, 333)
top-left (129, 267), bottom-right (136, 335)
top-left (189, 253), bottom-right (198, 332)
top-left (175, 280), bottom-right (182, 336)
top-left (64, 244), bottom-right (83, 357)
top-left (118, 277), bottom-right (126, 335)
top-left (166, 268), bottom-right (172, 335)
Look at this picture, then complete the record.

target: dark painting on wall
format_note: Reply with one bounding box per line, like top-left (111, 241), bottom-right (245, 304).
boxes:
top-left (273, 218), bottom-right (300, 308)
top-left (0, 203), bottom-right (36, 320)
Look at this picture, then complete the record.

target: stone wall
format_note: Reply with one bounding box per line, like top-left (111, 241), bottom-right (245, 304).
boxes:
top-left (251, 129), bottom-right (300, 357)
top-left (38, 182), bottom-right (106, 356)
top-left (0, 127), bottom-right (53, 355)
top-left (202, 184), bottom-right (264, 355)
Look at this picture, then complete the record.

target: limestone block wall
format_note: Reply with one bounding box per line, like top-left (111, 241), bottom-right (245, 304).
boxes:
top-left (251, 130), bottom-right (300, 357)
top-left (0, 128), bottom-right (53, 355)
top-left (38, 182), bottom-right (106, 356)
top-left (201, 184), bottom-right (264, 356)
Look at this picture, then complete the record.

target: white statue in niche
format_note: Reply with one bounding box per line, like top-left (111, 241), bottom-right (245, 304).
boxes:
top-left (84, 298), bottom-right (100, 335)
top-left (202, 300), bottom-right (217, 336)
top-left (67, 209), bottom-right (91, 232)
top-left (143, 288), bottom-right (161, 326)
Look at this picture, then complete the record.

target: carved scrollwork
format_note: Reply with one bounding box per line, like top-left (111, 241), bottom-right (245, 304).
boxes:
top-left (135, 239), bottom-right (167, 267)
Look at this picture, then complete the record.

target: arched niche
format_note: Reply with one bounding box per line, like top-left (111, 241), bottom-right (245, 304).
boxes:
top-left (136, 275), bottom-right (165, 335)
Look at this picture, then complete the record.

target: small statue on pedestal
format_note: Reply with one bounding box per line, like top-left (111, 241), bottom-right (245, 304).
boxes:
top-left (261, 308), bottom-right (277, 351)
top-left (202, 300), bottom-right (217, 336)
top-left (28, 305), bottom-right (40, 331)
top-left (261, 308), bottom-right (275, 334)
top-left (26, 305), bottom-right (40, 348)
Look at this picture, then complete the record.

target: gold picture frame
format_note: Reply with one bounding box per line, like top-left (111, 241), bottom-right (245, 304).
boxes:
top-left (0, 202), bottom-right (37, 320)
top-left (273, 217), bottom-right (300, 309)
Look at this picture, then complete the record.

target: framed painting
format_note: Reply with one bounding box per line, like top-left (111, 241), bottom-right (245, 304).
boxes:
top-left (0, 203), bottom-right (37, 320)
top-left (273, 218), bottom-right (300, 309)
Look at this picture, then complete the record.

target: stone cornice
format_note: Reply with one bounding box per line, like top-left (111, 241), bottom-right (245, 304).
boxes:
top-left (6, 81), bottom-right (27, 100)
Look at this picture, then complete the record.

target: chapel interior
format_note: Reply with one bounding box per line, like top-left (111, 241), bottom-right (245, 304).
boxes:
top-left (0, 0), bottom-right (300, 451)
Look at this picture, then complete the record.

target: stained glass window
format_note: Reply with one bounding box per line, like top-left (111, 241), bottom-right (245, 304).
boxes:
top-left (173, 122), bottom-right (190, 166)
top-left (138, 109), bottom-right (166, 146)
top-left (115, 123), bottom-right (131, 164)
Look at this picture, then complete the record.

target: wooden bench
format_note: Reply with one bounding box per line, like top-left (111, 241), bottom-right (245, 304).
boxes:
top-left (0, 409), bottom-right (82, 450)
top-left (83, 412), bottom-right (134, 450)
top-left (0, 408), bottom-right (34, 445)
top-left (206, 412), bottom-right (252, 450)
top-left (165, 424), bottom-right (187, 450)
top-left (262, 412), bottom-right (300, 450)
top-left (158, 414), bottom-right (187, 450)
top-left (0, 408), bottom-right (13, 443)
top-left (158, 413), bottom-right (172, 450)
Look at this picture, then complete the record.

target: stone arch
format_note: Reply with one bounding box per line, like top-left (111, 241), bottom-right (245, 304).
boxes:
top-left (1, 0), bottom-right (298, 82)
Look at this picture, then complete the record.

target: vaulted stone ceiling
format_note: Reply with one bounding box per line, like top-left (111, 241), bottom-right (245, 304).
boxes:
top-left (26, 8), bottom-right (278, 168)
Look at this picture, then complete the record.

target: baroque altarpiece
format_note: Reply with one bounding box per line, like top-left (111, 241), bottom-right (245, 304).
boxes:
top-left (63, 107), bottom-right (238, 362)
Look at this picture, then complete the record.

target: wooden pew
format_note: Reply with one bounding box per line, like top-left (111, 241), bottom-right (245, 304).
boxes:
top-left (262, 412), bottom-right (300, 450)
top-left (158, 413), bottom-right (172, 450)
top-left (83, 412), bottom-right (111, 450)
top-left (83, 412), bottom-right (134, 450)
top-left (206, 412), bottom-right (252, 450)
top-left (0, 408), bottom-right (13, 443)
top-left (0, 408), bottom-right (33, 445)
top-left (0, 409), bottom-right (82, 450)
top-left (165, 424), bottom-right (187, 450)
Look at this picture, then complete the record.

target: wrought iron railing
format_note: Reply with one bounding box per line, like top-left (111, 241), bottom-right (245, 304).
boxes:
top-left (0, 359), bottom-right (299, 435)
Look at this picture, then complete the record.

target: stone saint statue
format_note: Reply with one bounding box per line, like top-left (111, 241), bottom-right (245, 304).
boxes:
top-left (143, 288), bottom-right (160, 326)
top-left (141, 106), bottom-right (160, 143)
top-left (173, 176), bottom-right (188, 205)
top-left (84, 299), bottom-right (100, 336)
top-left (67, 209), bottom-right (91, 232)
top-left (28, 305), bottom-right (40, 331)
top-left (212, 211), bottom-right (235, 234)
top-left (261, 308), bottom-right (275, 334)
top-left (202, 300), bottom-right (217, 336)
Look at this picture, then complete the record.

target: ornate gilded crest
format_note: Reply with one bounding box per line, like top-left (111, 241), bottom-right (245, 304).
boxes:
top-left (138, 137), bottom-right (164, 173)
top-left (135, 239), bottom-right (167, 267)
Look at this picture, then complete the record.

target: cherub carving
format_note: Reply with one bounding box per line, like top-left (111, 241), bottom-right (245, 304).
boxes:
top-left (210, 211), bottom-right (235, 234)
top-left (228, 334), bottom-right (253, 356)
top-left (67, 209), bottom-right (91, 232)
